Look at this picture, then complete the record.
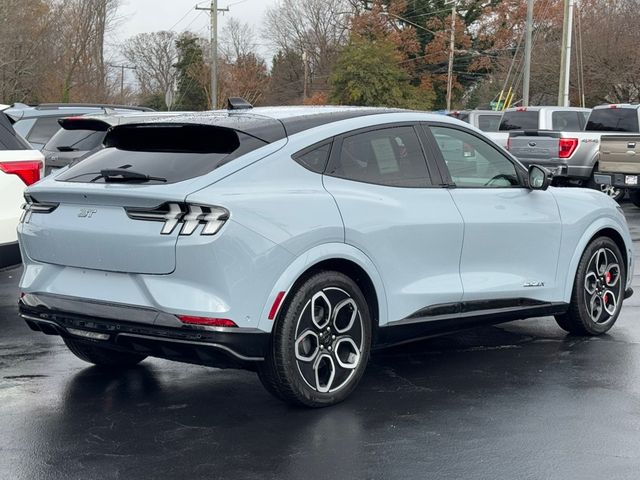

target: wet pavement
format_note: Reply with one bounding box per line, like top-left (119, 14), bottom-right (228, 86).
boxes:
top-left (2, 205), bottom-right (640, 480)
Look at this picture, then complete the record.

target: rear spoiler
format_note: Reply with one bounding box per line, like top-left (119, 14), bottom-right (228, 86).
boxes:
top-left (58, 117), bottom-right (111, 132)
top-left (104, 123), bottom-right (241, 154)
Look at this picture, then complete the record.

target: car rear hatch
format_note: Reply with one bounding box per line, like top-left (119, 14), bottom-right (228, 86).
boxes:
top-left (20, 117), bottom-right (285, 274)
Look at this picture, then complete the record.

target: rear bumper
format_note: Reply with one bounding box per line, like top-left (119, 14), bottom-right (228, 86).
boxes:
top-left (594, 172), bottom-right (640, 189)
top-left (517, 159), bottom-right (591, 179)
top-left (19, 296), bottom-right (269, 370)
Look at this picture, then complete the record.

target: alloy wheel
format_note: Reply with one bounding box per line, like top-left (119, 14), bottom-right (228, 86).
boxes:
top-left (583, 247), bottom-right (622, 324)
top-left (294, 287), bottom-right (363, 393)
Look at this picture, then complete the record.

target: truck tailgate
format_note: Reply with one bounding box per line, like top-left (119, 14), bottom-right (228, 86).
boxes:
top-left (599, 135), bottom-right (640, 174)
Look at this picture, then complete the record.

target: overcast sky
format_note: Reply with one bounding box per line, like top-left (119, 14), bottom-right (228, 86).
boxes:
top-left (115, 0), bottom-right (278, 61)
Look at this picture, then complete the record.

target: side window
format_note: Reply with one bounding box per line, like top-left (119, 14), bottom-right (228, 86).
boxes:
top-left (27, 117), bottom-right (62, 145)
top-left (430, 126), bottom-right (520, 188)
top-left (552, 111), bottom-right (581, 131)
top-left (328, 126), bottom-right (431, 187)
top-left (293, 142), bottom-right (331, 173)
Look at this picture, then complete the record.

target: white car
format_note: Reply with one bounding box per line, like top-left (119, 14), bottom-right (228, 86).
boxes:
top-left (0, 106), bottom-right (44, 268)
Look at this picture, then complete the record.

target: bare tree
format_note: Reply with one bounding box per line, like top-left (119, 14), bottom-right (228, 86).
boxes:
top-left (264, 0), bottom-right (353, 98)
top-left (122, 31), bottom-right (178, 107)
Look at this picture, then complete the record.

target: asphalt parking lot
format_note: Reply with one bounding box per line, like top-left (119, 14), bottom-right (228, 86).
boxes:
top-left (1, 203), bottom-right (640, 480)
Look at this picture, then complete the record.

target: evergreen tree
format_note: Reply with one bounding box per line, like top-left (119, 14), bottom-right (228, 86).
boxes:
top-left (174, 34), bottom-right (209, 111)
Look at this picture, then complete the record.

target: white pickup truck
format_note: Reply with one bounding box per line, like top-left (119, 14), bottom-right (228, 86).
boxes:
top-left (0, 106), bottom-right (44, 268)
top-left (448, 110), bottom-right (509, 148)
top-left (506, 104), bottom-right (640, 200)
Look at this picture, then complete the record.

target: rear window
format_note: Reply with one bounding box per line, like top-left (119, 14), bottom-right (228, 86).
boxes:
top-left (552, 111), bottom-right (583, 131)
top-left (586, 108), bottom-right (639, 132)
top-left (27, 117), bottom-right (62, 145)
top-left (448, 112), bottom-right (470, 123)
top-left (499, 111), bottom-right (539, 131)
top-left (477, 114), bottom-right (501, 132)
top-left (56, 124), bottom-right (267, 184)
top-left (45, 129), bottom-right (106, 152)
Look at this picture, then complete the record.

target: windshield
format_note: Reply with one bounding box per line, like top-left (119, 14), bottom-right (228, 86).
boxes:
top-left (44, 128), bottom-right (106, 152)
top-left (586, 108), bottom-right (639, 132)
top-left (499, 111), bottom-right (539, 131)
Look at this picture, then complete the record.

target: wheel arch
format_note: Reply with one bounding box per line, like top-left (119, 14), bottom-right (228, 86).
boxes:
top-left (258, 243), bottom-right (388, 333)
top-left (563, 221), bottom-right (632, 302)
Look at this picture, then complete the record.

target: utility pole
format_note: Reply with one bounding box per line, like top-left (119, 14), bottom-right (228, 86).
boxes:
top-left (110, 64), bottom-right (136, 104)
top-left (302, 51), bottom-right (309, 100)
top-left (445, 0), bottom-right (457, 112)
top-left (196, 0), bottom-right (229, 110)
top-left (523, 0), bottom-right (534, 107)
top-left (557, 0), bottom-right (575, 107)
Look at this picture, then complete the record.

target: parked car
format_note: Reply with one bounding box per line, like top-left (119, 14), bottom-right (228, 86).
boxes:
top-left (17, 104), bottom-right (634, 407)
top-left (5, 103), bottom-right (154, 150)
top-left (507, 104), bottom-right (640, 201)
top-left (449, 109), bottom-right (509, 150)
top-left (0, 107), bottom-right (44, 268)
top-left (42, 111), bottom-right (185, 175)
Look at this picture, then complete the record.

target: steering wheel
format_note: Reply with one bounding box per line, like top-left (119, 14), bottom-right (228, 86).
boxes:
top-left (484, 174), bottom-right (516, 187)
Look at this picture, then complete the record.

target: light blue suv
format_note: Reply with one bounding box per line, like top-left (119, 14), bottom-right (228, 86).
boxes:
top-left (17, 104), bottom-right (634, 407)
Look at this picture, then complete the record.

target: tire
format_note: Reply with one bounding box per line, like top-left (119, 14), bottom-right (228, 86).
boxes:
top-left (258, 271), bottom-right (372, 407)
top-left (63, 337), bottom-right (147, 367)
top-left (555, 236), bottom-right (626, 335)
top-left (629, 190), bottom-right (640, 208)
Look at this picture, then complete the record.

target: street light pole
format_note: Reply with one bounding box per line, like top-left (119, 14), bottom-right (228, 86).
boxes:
top-left (445, 0), bottom-right (457, 112)
top-left (523, 0), bottom-right (534, 107)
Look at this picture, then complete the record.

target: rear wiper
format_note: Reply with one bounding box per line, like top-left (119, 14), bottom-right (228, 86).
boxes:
top-left (90, 169), bottom-right (167, 183)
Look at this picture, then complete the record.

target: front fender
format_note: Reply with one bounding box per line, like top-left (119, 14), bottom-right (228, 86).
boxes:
top-left (562, 216), bottom-right (633, 301)
top-left (257, 243), bottom-right (388, 332)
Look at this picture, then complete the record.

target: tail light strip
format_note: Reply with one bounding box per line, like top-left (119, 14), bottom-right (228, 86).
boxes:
top-left (20, 198), bottom-right (59, 223)
top-left (125, 203), bottom-right (229, 236)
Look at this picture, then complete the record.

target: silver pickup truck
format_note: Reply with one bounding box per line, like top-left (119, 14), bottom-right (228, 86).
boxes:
top-left (507, 105), bottom-right (640, 200)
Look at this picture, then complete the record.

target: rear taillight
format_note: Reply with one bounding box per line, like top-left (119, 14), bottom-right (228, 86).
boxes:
top-left (177, 316), bottom-right (237, 327)
top-left (20, 197), bottom-right (59, 223)
top-left (558, 138), bottom-right (578, 159)
top-left (125, 203), bottom-right (229, 236)
top-left (0, 160), bottom-right (42, 185)
top-left (506, 136), bottom-right (512, 151)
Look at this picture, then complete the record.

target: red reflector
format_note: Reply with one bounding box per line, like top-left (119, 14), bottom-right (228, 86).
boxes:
top-left (268, 291), bottom-right (286, 320)
top-left (177, 316), bottom-right (237, 327)
top-left (0, 160), bottom-right (42, 185)
top-left (558, 138), bottom-right (578, 159)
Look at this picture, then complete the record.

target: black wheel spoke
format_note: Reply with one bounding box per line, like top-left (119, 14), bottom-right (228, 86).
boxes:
top-left (584, 247), bottom-right (622, 324)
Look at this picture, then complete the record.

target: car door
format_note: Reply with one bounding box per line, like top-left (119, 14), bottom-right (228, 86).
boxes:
top-left (322, 123), bottom-right (465, 324)
top-left (425, 123), bottom-right (562, 303)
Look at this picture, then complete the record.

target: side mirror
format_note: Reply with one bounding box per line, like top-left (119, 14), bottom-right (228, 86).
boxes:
top-left (528, 165), bottom-right (552, 191)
